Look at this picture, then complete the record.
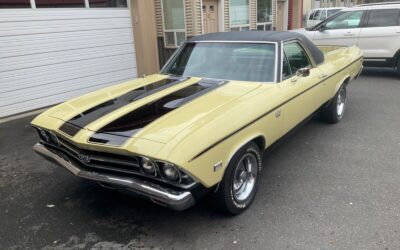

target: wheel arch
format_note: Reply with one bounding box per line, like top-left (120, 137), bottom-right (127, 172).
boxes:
top-left (393, 49), bottom-right (400, 68)
top-left (213, 134), bottom-right (266, 192)
top-left (334, 75), bottom-right (351, 95)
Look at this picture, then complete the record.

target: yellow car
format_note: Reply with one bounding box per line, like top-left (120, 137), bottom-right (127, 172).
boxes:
top-left (32, 32), bottom-right (363, 214)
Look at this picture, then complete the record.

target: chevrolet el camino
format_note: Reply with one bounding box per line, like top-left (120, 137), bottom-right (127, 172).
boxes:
top-left (32, 32), bottom-right (363, 214)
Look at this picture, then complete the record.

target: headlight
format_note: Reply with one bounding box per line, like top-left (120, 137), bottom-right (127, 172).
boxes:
top-left (48, 131), bottom-right (60, 146)
top-left (37, 128), bottom-right (50, 143)
top-left (160, 163), bottom-right (181, 182)
top-left (141, 157), bottom-right (157, 176)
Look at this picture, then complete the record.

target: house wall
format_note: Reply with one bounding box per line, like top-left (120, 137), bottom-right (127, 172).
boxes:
top-left (156, 0), bottom-right (282, 66)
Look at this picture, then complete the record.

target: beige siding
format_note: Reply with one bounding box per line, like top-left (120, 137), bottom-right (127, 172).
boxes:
top-left (272, 0), bottom-right (277, 30)
top-left (224, 0), bottom-right (229, 31)
top-left (155, 0), bottom-right (163, 37)
top-left (250, 0), bottom-right (257, 30)
top-left (185, 0), bottom-right (193, 36)
top-left (194, 0), bottom-right (203, 35)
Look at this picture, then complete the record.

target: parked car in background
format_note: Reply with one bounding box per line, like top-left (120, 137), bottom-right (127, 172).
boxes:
top-left (306, 7), bottom-right (345, 28)
top-left (295, 2), bottom-right (400, 75)
top-left (32, 32), bottom-right (363, 215)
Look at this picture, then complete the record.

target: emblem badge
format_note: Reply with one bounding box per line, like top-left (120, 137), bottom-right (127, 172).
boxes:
top-left (78, 153), bottom-right (91, 163)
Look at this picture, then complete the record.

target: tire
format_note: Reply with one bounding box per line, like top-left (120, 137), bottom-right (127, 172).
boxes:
top-left (396, 58), bottom-right (400, 76)
top-left (212, 142), bottom-right (262, 215)
top-left (319, 84), bottom-right (347, 124)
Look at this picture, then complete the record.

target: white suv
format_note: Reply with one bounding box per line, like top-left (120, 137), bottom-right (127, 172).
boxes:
top-left (306, 7), bottom-right (345, 28)
top-left (295, 2), bottom-right (400, 74)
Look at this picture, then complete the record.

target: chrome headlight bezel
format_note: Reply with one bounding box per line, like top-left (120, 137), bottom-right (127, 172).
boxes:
top-left (159, 163), bottom-right (182, 183)
top-left (140, 157), bottom-right (158, 177)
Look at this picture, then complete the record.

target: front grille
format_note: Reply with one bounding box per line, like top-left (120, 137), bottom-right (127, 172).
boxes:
top-left (33, 126), bottom-right (197, 190)
top-left (46, 136), bottom-right (141, 176)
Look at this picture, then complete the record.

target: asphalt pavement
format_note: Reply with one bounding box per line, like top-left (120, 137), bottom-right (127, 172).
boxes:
top-left (1, 68), bottom-right (399, 250)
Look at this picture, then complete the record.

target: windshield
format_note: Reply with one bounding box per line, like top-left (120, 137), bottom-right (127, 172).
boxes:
top-left (162, 42), bottom-right (276, 82)
top-left (327, 9), bottom-right (341, 17)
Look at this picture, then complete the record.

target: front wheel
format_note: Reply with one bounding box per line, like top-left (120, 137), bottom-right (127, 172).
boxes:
top-left (212, 142), bottom-right (262, 215)
top-left (396, 58), bottom-right (400, 76)
top-left (319, 84), bottom-right (347, 124)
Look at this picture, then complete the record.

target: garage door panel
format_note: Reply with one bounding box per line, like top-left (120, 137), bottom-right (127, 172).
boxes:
top-left (2, 77), bottom-right (134, 118)
top-left (0, 9), bottom-right (137, 118)
top-left (1, 32), bottom-right (134, 58)
top-left (0, 68), bottom-right (136, 107)
top-left (0, 9), bottom-right (131, 22)
top-left (1, 55), bottom-right (136, 93)
top-left (0, 29), bottom-right (134, 45)
top-left (0, 44), bottom-right (135, 73)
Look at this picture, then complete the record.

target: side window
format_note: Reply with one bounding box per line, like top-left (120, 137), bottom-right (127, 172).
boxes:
top-left (325, 10), bottom-right (363, 29)
top-left (283, 43), bottom-right (311, 79)
top-left (309, 10), bottom-right (316, 20)
top-left (366, 9), bottom-right (400, 27)
top-left (282, 54), bottom-right (292, 80)
top-left (321, 10), bottom-right (327, 20)
top-left (313, 10), bottom-right (321, 20)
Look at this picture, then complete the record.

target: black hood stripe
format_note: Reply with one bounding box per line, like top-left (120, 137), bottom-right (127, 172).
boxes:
top-left (88, 79), bottom-right (227, 145)
top-left (59, 76), bottom-right (188, 137)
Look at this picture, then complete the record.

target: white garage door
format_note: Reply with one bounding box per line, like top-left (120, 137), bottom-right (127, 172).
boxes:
top-left (0, 7), bottom-right (137, 118)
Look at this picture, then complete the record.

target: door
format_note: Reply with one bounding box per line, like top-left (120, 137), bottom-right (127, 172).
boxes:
top-left (358, 9), bottom-right (400, 59)
top-left (131, 0), bottom-right (159, 76)
top-left (202, 0), bottom-right (219, 33)
top-left (313, 10), bottom-right (364, 46)
top-left (276, 1), bottom-right (285, 31)
top-left (279, 42), bottom-right (325, 132)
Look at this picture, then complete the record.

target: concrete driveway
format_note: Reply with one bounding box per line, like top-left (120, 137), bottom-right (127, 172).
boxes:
top-left (1, 68), bottom-right (399, 250)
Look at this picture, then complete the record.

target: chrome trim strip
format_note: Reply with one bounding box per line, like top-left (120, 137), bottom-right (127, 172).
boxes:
top-left (363, 58), bottom-right (387, 62)
top-left (33, 143), bottom-right (195, 211)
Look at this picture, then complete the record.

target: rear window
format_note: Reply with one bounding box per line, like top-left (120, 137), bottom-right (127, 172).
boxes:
top-left (366, 9), bottom-right (400, 27)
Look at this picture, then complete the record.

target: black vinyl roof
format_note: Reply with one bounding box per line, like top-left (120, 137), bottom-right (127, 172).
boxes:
top-left (189, 31), bottom-right (325, 65)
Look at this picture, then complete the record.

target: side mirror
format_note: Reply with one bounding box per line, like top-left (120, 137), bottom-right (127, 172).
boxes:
top-left (296, 68), bottom-right (310, 77)
top-left (317, 24), bottom-right (326, 32)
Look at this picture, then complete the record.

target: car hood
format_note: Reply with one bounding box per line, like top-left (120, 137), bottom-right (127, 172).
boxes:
top-left (292, 28), bottom-right (308, 34)
top-left (45, 74), bottom-right (262, 144)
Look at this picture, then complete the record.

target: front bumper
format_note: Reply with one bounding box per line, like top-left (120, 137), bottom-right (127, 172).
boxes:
top-left (33, 143), bottom-right (195, 211)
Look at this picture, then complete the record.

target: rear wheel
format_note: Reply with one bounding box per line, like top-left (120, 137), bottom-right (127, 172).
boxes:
top-left (212, 142), bottom-right (262, 215)
top-left (319, 84), bottom-right (347, 124)
top-left (396, 58), bottom-right (400, 76)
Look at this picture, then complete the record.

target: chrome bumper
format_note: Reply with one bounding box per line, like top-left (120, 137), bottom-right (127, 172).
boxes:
top-left (33, 143), bottom-right (195, 211)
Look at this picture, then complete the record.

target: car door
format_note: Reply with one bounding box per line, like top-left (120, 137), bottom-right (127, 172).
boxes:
top-left (313, 10), bottom-right (365, 46)
top-left (358, 9), bottom-right (400, 59)
top-left (279, 42), bottom-right (326, 133)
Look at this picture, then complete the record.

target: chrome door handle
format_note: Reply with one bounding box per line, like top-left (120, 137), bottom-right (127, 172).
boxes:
top-left (319, 74), bottom-right (328, 79)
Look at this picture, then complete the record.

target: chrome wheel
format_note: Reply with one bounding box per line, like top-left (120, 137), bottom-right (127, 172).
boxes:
top-left (336, 88), bottom-right (346, 118)
top-left (232, 153), bottom-right (259, 202)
